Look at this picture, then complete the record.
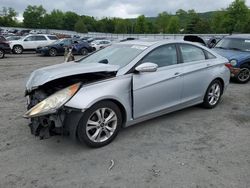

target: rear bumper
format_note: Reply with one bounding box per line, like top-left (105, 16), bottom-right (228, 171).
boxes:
top-left (2, 47), bottom-right (11, 54)
top-left (229, 67), bottom-right (241, 77)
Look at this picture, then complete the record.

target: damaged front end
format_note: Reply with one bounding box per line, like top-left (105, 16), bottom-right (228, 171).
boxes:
top-left (24, 83), bottom-right (81, 139)
top-left (24, 71), bottom-right (117, 139)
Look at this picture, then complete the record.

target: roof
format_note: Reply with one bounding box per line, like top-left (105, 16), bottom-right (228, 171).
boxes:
top-left (120, 39), bottom-right (173, 47)
top-left (225, 34), bottom-right (250, 39)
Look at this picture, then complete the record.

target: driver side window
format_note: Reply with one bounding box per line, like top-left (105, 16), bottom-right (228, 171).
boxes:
top-left (141, 44), bottom-right (177, 68)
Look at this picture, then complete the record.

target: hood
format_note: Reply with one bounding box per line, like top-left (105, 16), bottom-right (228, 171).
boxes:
top-left (26, 62), bottom-right (120, 92)
top-left (212, 48), bottom-right (250, 62)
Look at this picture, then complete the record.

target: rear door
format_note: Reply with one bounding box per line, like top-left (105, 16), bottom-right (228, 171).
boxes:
top-left (35, 35), bottom-right (48, 48)
top-left (133, 44), bottom-right (184, 119)
top-left (178, 44), bottom-right (216, 104)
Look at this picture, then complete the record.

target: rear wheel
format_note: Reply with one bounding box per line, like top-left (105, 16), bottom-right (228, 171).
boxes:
top-left (236, 65), bottom-right (250, 83)
top-left (0, 49), bottom-right (4, 59)
top-left (202, 80), bottom-right (222, 109)
top-left (13, 45), bottom-right (23, 54)
top-left (77, 101), bottom-right (122, 148)
top-left (81, 48), bottom-right (88, 56)
top-left (49, 48), bottom-right (57, 57)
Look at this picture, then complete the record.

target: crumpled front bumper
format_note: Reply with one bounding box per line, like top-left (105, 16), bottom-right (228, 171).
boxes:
top-left (27, 108), bottom-right (83, 140)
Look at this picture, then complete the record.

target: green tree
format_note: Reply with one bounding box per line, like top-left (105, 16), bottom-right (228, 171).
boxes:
top-left (74, 18), bottom-right (88, 33)
top-left (0, 7), bottom-right (18, 26)
top-left (23, 5), bottom-right (46, 28)
top-left (167, 16), bottom-right (180, 33)
top-left (135, 15), bottom-right (148, 34)
top-left (156, 12), bottom-right (170, 33)
top-left (43, 9), bottom-right (64, 29)
top-left (63, 11), bottom-right (79, 30)
top-left (226, 0), bottom-right (249, 33)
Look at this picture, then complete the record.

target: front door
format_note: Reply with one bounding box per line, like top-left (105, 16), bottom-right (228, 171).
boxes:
top-left (133, 44), bottom-right (183, 119)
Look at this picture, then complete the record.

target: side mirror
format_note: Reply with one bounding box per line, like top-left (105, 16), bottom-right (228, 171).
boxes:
top-left (135, 62), bottom-right (158, 73)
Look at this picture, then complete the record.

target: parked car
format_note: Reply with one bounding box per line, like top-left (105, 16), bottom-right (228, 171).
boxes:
top-left (0, 35), bottom-right (6, 42)
top-left (91, 40), bottom-right (112, 51)
top-left (24, 40), bottom-right (230, 147)
top-left (9, 34), bottom-right (58, 54)
top-left (212, 35), bottom-right (250, 83)
top-left (5, 35), bottom-right (22, 41)
top-left (36, 38), bottom-right (93, 56)
top-left (184, 35), bottom-right (223, 48)
top-left (0, 40), bottom-right (11, 58)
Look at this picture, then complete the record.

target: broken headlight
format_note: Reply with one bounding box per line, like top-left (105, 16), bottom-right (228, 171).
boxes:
top-left (24, 83), bottom-right (81, 118)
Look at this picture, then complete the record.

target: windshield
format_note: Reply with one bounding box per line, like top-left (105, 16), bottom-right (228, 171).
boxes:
top-left (78, 44), bottom-right (147, 67)
top-left (215, 38), bottom-right (250, 51)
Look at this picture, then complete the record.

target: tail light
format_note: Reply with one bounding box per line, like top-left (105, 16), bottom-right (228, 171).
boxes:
top-left (225, 62), bottom-right (232, 69)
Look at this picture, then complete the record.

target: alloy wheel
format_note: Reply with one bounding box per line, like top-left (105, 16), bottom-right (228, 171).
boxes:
top-left (237, 68), bottom-right (250, 82)
top-left (208, 83), bottom-right (221, 106)
top-left (86, 108), bottom-right (117, 143)
top-left (14, 46), bottom-right (22, 54)
top-left (49, 49), bottom-right (57, 56)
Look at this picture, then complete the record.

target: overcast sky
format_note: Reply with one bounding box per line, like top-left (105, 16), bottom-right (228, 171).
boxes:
top-left (1, 0), bottom-right (250, 19)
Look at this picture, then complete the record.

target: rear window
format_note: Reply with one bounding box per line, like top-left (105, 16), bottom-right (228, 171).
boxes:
top-left (35, 36), bottom-right (47, 41)
top-left (47, 36), bottom-right (58, 40)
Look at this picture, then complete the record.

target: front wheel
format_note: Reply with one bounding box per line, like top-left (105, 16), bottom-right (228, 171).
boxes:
top-left (202, 80), bottom-right (222, 109)
top-left (77, 101), bottom-right (122, 148)
top-left (235, 65), bottom-right (250, 84)
top-left (0, 49), bottom-right (5, 59)
top-left (13, 45), bottom-right (23, 54)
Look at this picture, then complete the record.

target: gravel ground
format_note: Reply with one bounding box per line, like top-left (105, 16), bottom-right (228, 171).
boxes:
top-left (0, 53), bottom-right (249, 188)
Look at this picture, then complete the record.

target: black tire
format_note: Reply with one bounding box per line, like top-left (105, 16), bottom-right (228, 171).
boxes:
top-left (202, 80), bottom-right (223, 109)
top-left (80, 48), bottom-right (88, 56)
top-left (235, 65), bottom-right (250, 84)
top-left (13, 45), bottom-right (23, 54)
top-left (0, 49), bottom-right (5, 59)
top-left (77, 101), bottom-right (122, 148)
top-left (49, 48), bottom-right (57, 57)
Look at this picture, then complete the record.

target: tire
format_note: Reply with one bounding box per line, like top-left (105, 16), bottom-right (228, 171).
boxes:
top-left (202, 80), bottom-right (222, 109)
top-left (77, 101), bottom-right (122, 148)
top-left (235, 65), bottom-right (250, 84)
top-left (0, 49), bottom-right (4, 59)
top-left (13, 45), bottom-right (23, 54)
top-left (80, 48), bottom-right (88, 56)
top-left (49, 48), bottom-right (57, 57)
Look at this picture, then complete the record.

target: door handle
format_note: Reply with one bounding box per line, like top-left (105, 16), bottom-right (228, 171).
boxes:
top-left (174, 72), bottom-right (181, 76)
top-left (207, 63), bottom-right (212, 67)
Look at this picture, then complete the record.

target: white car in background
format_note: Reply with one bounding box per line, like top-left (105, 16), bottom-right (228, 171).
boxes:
top-left (91, 40), bottom-right (112, 51)
top-left (9, 34), bottom-right (58, 54)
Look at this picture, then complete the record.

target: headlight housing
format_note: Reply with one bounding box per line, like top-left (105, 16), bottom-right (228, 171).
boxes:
top-left (230, 59), bottom-right (237, 67)
top-left (24, 83), bottom-right (81, 118)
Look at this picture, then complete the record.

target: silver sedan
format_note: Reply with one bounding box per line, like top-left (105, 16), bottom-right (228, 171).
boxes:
top-left (24, 40), bottom-right (230, 147)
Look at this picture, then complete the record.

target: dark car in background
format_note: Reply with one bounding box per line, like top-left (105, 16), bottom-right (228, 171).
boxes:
top-left (5, 35), bottom-right (22, 41)
top-left (36, 38), bottom-right (93, 56)
top-left (0, 41), bottom-right (11, 58)
top-left (0, 35), bottom-right (6, 42)
top-left (213, 35), bottom-right (250, 83)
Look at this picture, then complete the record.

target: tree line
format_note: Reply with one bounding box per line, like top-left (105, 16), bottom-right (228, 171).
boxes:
top-left (0, 0), bottom-right (250, 34)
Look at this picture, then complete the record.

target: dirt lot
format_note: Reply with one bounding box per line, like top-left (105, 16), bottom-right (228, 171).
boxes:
top-left (0, 53), bottom-right (249, 188)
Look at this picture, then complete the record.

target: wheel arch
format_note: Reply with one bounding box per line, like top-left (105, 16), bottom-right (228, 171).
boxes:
top-left (213, 77), bottom-right (225, 94)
